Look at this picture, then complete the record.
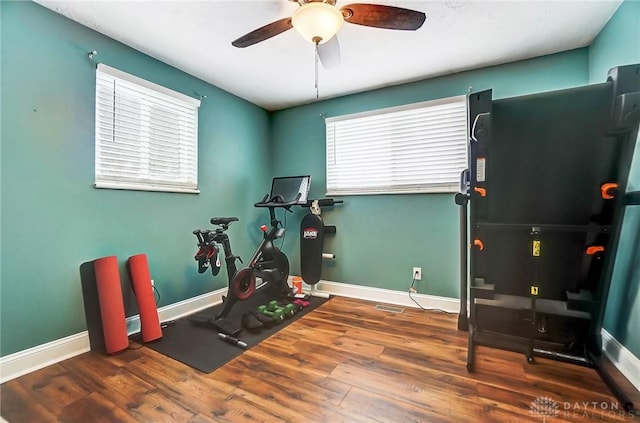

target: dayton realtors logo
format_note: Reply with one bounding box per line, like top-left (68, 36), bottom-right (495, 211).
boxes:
top-left (529, 396), bottom-right (559, 422)
top-left (529, 396), bottom-right (635, 421)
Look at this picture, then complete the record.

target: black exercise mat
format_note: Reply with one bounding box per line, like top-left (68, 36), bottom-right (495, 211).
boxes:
top-left (136, 290), bottom-right (330, 373)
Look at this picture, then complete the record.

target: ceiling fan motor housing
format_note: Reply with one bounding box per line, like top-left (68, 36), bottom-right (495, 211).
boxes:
top-left (296, 0), bottom-right (338, 5)
top-left (292, 1), bottom-right (345, 44)
top-left (232, 1), bottom-right (425, 48)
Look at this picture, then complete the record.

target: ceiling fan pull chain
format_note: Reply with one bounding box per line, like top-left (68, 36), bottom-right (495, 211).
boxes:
top-left (314, 40), bottom-right (319, 100)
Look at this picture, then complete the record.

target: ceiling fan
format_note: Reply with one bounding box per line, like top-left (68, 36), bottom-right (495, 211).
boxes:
top-left (231, 0), bottom-right (426, 68)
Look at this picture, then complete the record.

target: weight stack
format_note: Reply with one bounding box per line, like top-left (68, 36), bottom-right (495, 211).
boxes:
top-left (93, 256), bottom-right (129, 354)
top-left (128, 254), bottom-right (162, 342)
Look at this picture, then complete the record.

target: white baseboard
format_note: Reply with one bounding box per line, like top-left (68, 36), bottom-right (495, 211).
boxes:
top-left (601, 329), bottom-right (640, 392)
top-left (0, 288), bottom-right (226, 384)
top-left (307, 278), bottom-right (460, 314)
top-left (0, 332), bottom-right (90, 384)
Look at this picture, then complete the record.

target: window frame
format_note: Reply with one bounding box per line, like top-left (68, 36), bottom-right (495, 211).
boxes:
top-left (94, 63), bottom-right (201, 194)
top-left (325, 95), bottom-right (468, 196)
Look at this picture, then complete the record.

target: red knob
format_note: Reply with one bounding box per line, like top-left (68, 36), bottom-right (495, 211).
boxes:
top-left (260, 225), bottom-right (267, 232)
top-left (601, 183), bottom-right (618, 200)
top-left (586, 246), bottom-right (605, 255)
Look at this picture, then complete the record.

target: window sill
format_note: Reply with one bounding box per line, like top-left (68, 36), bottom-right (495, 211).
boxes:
top-left (94, 182), bottom-right (200, 194)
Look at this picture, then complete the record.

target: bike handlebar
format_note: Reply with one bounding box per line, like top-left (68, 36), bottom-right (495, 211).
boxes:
top-left (301, 198), bottom-right (343, 207)
top-left (254, 195), bottom-right (344, 209)
top-left (254, 193), bottom-right (302, 209)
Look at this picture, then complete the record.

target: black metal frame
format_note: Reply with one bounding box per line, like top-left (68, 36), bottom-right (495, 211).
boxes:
top-left (191, 176), bottom-right (311, 322)
top-left (213, 177), bottom-right (311, 319)
top-left (211, 209), bottom-right (292, 320)
top-left (457, 64), bottom-right (640, 412)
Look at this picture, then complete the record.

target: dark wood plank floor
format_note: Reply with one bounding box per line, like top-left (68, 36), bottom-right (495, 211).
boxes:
top-left (1, 296), bottom-right (635, 422)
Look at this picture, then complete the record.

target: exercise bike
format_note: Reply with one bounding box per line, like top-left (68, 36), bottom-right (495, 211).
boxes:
top-left (193, 176), bottom-right (311, 323)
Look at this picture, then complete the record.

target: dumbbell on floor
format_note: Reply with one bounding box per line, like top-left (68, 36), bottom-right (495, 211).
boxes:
top-left (269, 300), bottom-right (296, 318)
top-left (280, 303), bottom-right (296, 318)
top-left (257, 305), bottom-right (284, 322)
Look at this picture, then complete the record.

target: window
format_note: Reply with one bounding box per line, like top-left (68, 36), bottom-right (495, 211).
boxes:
top-left (325, 95), bottom-right (468, 195)
top-left (95, 64), bottom-right (201, 193)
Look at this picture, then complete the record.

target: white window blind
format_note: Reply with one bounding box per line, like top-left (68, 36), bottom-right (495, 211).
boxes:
top-left (326, 95), bottom-right (468, 195)
top-left (95, 64), bottom-right (201, 193)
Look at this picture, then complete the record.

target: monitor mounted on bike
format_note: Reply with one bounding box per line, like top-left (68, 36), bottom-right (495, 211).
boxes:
top-left (256, 175), bottom-right (311, 208)
top-left (271, 175), bottom-right (310, 204)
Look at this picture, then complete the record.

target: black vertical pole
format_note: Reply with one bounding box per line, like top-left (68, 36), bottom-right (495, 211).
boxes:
top-left (456, 169), bottom-right (470, 331)
top-left (457, 194), bottom-right (469, 331)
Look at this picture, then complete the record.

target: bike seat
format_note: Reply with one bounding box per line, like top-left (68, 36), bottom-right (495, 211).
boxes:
top-left (210, 217), bottom-right (239, 226)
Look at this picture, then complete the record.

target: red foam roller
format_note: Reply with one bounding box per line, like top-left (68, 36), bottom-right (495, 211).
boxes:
top-left (128, 254), bottom-right (162, 342)
top-left (93, 256), bottom-right (129, 354)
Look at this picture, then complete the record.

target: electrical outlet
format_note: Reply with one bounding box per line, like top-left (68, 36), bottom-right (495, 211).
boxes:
top-left (412, 267), bottom-right (422, 281)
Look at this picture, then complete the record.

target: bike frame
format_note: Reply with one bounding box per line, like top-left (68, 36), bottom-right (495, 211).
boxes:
top-left (213, 206), bottom-right (290, 320)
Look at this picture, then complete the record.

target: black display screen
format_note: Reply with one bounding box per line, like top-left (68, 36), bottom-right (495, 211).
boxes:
top-left (269, 175), bottom-right (311, 204)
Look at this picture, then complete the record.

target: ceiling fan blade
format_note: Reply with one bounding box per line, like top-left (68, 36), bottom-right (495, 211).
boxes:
top-left (318, 36), bottom-right (341, 69)
top-left (341, 4), bottom-right (426, 30)
top-left (231, 17), bottom-right (293, 48)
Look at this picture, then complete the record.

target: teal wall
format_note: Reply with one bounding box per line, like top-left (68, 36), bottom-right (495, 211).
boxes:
top-left (272, 0), bottom-right (640, 361)
top-left (588, 0), bottom-right (640, 358)
top-left (0, 2), bottom-right (271, 356)
top-left (270, 50), bottom-right (590, 297)
top-left (2, 0), bottom-right (638, 364)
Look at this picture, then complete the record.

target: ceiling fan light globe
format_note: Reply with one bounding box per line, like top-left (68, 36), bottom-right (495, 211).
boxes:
top-left (291, 2), bottom-right (344, 44)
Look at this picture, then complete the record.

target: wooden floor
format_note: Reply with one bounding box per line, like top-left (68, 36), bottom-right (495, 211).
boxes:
top-left (1, 296), bottom-right (635, 422)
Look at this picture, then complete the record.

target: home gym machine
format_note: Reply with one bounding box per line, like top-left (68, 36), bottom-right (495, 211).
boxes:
top-left (192, 175), bottom-right (311, 326)
top-left (457, 64), bottom-right (640, 411)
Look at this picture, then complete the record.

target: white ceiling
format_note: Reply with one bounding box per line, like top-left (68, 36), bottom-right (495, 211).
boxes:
top-left (35, 0), bottom-right (622, 111)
